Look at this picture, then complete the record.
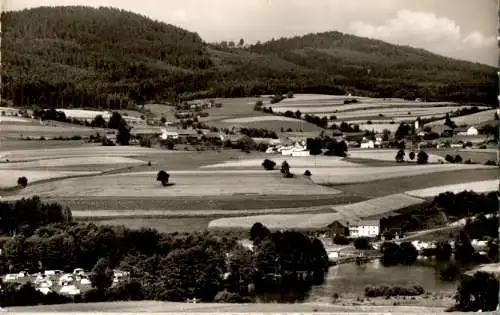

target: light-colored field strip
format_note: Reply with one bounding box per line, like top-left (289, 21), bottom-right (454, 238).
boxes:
top-left (425, 109), bottom-right (497, 127)
top-left (69, 205), bottom-right (338, 218)
top-left (0, 146), bottom-right (170, 162)
top-left (333, 106), bottom-right (471, 119)
top-left (347, 149), bottom-right (444, 163)
top-left (332, 193), bottom-right (426, 218)
top-left (308, 164), bottom-right (494, 185)
top-left (405, 180), bottom-right (499, 198)
top-left (0, 170), bottom-right (100, 189)
top-left (209, 212), bottom-right (345, 230)
top-left (0, 156), bottom-right (145, 169)
top-left (57, 109), bottom-right (111, 120)
top-left (201, 156), bottom-right (360, 168)
top-left (221, 116), bottom-right (300, 123)
top-left (10, 171), bottom-right (340, 198)
top-left (0, 116), bottom-right (33, 123)
top-left (356, 123), bottom-right (400, 133)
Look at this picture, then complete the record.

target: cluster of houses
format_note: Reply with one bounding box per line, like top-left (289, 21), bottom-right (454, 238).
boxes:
top-left (264, 141), bottom-right (310, 156)
top-left (1, 268), bottom-right (130, 296)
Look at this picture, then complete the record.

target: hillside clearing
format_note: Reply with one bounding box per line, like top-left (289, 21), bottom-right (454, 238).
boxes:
top-left (405, 180), bottom-right (499, 198)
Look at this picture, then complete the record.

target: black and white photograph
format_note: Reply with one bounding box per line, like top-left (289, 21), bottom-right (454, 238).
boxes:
top-left (0, 0), bottom-right (498, 313)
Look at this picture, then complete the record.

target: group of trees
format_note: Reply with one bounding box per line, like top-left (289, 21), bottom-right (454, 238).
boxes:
top-left (239, 128), bottom-right (278, 139)
top-left (395, 149), bottom-right (427, 164)
top-left (380, 241), bottom-right (418, 266)
top-left (306, 136), bottom-right (348, 157)
top-left (91, 112), bottom-right (131, 145)
top-left (0, 210), bottom-right (329, 306)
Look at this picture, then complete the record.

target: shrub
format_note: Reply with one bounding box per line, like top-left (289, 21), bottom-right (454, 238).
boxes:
top-left (156, 170), bottom-right (170, 186)
top-left (333, 235), bottom-right (350, 245)
top-left (399, 242), bottom-right (418, 264)
top-left (17, 176), bottom-right (28, 187)
top-left (262, 159), bottom-right (276, 170)
top-left (395, 149), bottom-right (405, 162)
top-left (454, 271), bottom-right (499, 312)
top-left (445, 154), bottom-right (455, 163)
top-left (214, 290), bottom-right (250, 303)
top-left (408, 151), bottom-right (415, 160)
top-left (353, 237), bottom-right (371, 250)
top-left (281, 160), bottom-right (291, 177)
top-left (463, 159), bottom-right (472, 164)
top-left (365, 285), bottom-right (425, 298)
top-left (71, 135), bottom-right (82, 140)
top-left (304, 170), bottom-right (312, 176)
top-left (140, 138), bottom-right (152, 148)
top-left (102, 138), bottom-right (115, 146)
top-left (454, 155), bottom-right (463, 163)
top-left (417, 150), bottom-right (429, 164)
top-left (484, 160), bottom-right (497, 166)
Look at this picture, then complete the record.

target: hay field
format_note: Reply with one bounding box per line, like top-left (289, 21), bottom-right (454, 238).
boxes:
top-left (0, 146), bottom-right (168, 162)
top-left (6, 300), bottom-right (451, 313)
top-left (209, 212), bottom-right (344, 230)
top-left (425, 109), bottom-right (497, 127)
top-left (0, 169), bottom-right (100, 189)
top-left (308, 164), bottom-right (493, 185)
top-left (10, 171), bottom-right (340, 198)
top-left (405, 180), bottom-right (499, 198)
top-left (0, 156), bottom-right (145, 170)
top-left (347, 149), bottom-right (444, 163)
top-left (332, 193), bottom-right (426, 218)
top-left (222, 116), bottom-right (300, 123)
top-left (201, 156), bottom-right (359, 169)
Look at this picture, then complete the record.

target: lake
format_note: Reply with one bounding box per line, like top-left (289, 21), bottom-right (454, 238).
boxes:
top-left (305, 260), bottom-right (459, 303)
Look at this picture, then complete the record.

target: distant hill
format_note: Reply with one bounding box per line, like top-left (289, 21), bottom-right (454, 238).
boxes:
top-left (2, 6), bottom-right (497, 109)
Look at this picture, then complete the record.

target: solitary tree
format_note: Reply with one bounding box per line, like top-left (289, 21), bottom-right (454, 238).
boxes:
top-left (281, 160), bottom-right (292, 178)
top-left (454, 155), bottom-right (463, 163)
top-left (90, 258), bottom-right (114, 292)
top-left (417, 150), bottom-right (429, 164)
top-left (395, 149), bottom-right (405, 162)
top-left (454, 271), bottom-right (499, 312)
top-left (17, 177), bottom-right (28, 187)
top-left (156, 170), bottom-right (170, 186)
top-left (409, 151), bottom-right (416, 160)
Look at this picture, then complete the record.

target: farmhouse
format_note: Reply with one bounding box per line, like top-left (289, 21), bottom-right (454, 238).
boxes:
top-left (360, 138), bottom-right (374, 149)
top-left (348, 219), bottom-right (380, 238)
top-left (160, 128), bottom-right (179, 140)
top-left (130, 127), bottom-right (163, 138)
top-left (456, 126), bottom-right (479, 136)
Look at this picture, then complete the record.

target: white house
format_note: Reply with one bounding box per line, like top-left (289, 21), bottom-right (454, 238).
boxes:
top-left (466, 126), bottom-right (478, 136)
top-left (160, 128), bottom-right (179, 140)
top-left (349, 220), bottom-right (380, 238)
top-left (360, 139), bottom-right (374, 149)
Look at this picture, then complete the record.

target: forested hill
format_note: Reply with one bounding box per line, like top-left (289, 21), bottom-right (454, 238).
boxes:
top-left (2, 6), bottom-right (497, 109)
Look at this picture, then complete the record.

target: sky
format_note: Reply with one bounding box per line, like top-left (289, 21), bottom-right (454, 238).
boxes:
top-left (6, 0), bottom-right (498, 66)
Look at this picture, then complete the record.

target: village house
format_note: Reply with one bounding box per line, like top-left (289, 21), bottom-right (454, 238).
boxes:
top-left (348, 219), bottom-right (380, 238)
top-left (160, 128), bottom-right (179, 140)
top-left (456, 126), bottom-right (479, 136)
top-left (360, 138), bottom-right (375, 149)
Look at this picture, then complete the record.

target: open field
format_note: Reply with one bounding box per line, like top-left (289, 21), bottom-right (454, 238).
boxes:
top-left (425, 109), bottom-right (497, 127)
top-left (0, 145), bottom-right (170, 162)
top-left (331, 168), bottom-right (497, 198)
top-left (332, 193), bottom-right (425, 219)
top-left (347, 149), bottom-right (444, 163)
top-left (0, 116), bottom-right (33, 123)
top-left (6, 300), bottom-right (454, 313)
top-left (0, 123), bottom-right (107, 139)
top-left (0, 156), bottom-right (145, 170)
top-left (209, 212), bottom-right (346, 230)
top-left (0, 169), bottom-right (100, 189)
top-left (405, 180), bottom-right (499, 198)
top-left (202, 155), bottom-right (359, 169)
top-left (38, 194), bottom-right (364, 212)
top-left (427, 148), bottom-right (497, 164)
top-left (222, 116), bottom-right (300, 123)
top-left (0, 139), bottom-right (88, 151)
top-left (307, 164), bottom-right (493, 185)
top-left (9, 171), bottom-right (340, 198)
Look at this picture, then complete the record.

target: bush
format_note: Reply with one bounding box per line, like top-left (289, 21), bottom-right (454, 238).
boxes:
top-left (395, 149), bottom-right (405, 162)
top-left (454, 155), bottom-right (463, 163)
top-left (17, 176), bottom-right (28, 187)
top-left (140, 138), bottom-right (152, 148)
top-left (304, 170), bottom-right (312, 176)
top-left (408, 151), bottom-right (415, 160)
top-left (484, 160), bottom-right (497, 166)
top-left (102, 138), bottom-right (115, 146)
top-left (454, 271), bottom-right (499, 312)
top-left (399, 242), bottom-right (418, 264)
top-left (463, 159), bottom-right (472, 164)
top-left (262, 159), bottom-right (276, 170)
top-left (157, 170), bottom-right (170, 186)
top-left (365, 285), bottom-right (425, 298)
top-left (353, 237), bottom-right (371, 250)
top-left (214, 290), bottom-right (251, 303)
top-left (417, 150), bottom-right (429, 164)
top-left (333, 235), bottom-right (350, 245)
top-left (445, 154), bottom-right (455, 163)
top-left (71, 135), bottom-right (82, 140)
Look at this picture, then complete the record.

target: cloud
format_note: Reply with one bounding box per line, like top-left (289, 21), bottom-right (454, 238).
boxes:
top-left (349, 9), bottom-right (496, 64)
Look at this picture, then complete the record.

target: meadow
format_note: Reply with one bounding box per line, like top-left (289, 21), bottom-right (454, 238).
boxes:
top-left (347, 149), bottom-right (444, 163)
top-left (405, 180), bottom-right (499, 198)
top-left (425, 109), bottom-right (497, 127)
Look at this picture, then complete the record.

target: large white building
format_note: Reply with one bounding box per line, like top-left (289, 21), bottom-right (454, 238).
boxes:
top-left (349, 220), bottom-right (380, 238)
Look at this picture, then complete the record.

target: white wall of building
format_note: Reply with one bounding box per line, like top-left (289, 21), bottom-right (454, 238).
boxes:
top-left (349, 225), bottom-right (379, 238)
